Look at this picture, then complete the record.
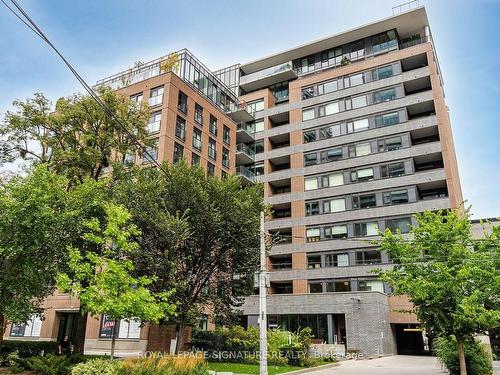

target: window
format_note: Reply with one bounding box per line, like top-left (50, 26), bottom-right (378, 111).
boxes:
top-left (375, 112), bottom-right (400, 127)
top-left (207, 162), bottom-right (215, 176)
top-left (323, 198), bottom-right (346, 213)
top-left (173, 143), bottom-right (184, 164)
top-left (325, 225), bottom-right (347, 239)
top-left (351, 95), bottom-right (367, 109)
top-left (178, 90), bottom-right (188, 113)
top-left (175, 116), bottom-right (186, 141)
top-left (149, 86), bottom-right (164, 106)
top-left (223, 125), bottom-right (231, 145)
top-left (351, 168), bottom-right (374, 182)
top-left (209, 115), bottom-right (217, 135)
top-left (378, 137), bottom-right (402, 152)
top-left (348, 143), bottom-right (371, 157)
top-left (359, 280), bottom-right (384, 293)
top-left (254, 140), bottom-right (264, 154)
top-left (306, 228), bottom-right (321, 242)
top-left (374, 88), bottom-right (397, 103)
top-left (372, 65), bottom-right (394, 80)
top-left (318, 125), bottom-right (338, 140)
top-left (302, 86), bottom-right (315, 100)
top-left (194, 104), bottom-right (203, 125)
top-left (253, 120), bottom-right (264, 132)
top-left (381, 162), bottom-right (405, 178)
top-left (247, 99), bottom-right (264, 113)
top-left (143, 143), bottom-right (158, 163)
top-left (192, 128), bottom-right (202, 151)
top-left (372, 30), bottom-right (397, 53)
top-left (383, 190), bottom-right (409, 205)
top-left (325, 173), bottom-right (344, 187)
top-left (326, 280), bottom-right (351, 292)
top-left (386, 217), bottom-right (412, 234)
top-left (191, 153), bottom-right (200, 166)
top-left (352, 194), bottom-right (377, 209)
top-left (349, 73), bottom-right (364, 87)
top-left (147, 111), bottom-right (161, 133)
top-left (307, 255), bottom-right (321, 269)
top-left (304, 152), bottom-right (317, 166)
top-left (305, 201), bottom-right (320, 216)
top-left (222, 147), bottom-right (229, 168)
top-left (303, 130), bottom-right (316, 143)
top-left (325, 253), bottom-right (349, 267)
top-left (275, 283), bottom-right (293, 294)
top-left (10, 315), bottom-right (41, 337)
top-left (356, 250), bottom-right (382, 265)
top-left (309, 283), bottom-right (323, 293)
top-left (349, 39), bottom-right (365, 59)
top-left (321, 102), bottom-right (339, 116)
top-left (347, 118), bottom-right (369, 133)
top-left (354, 222), bottom-right (379, 236)
top-left (302, 108), bottom-right (315, 121)
top-left (123, 152), bottom-right (135, 165)
top-left (130, 93), bottom-right (143, 105)
top-left (320, 147), bottom-right (342, 163)
top-left (99, 316), bottom-right (140, 339)
top-left (253, 162), bottom-right (264, 176)
top-left (305, 177), bottom-right (318, 191)
top-left (323, 80), bottom-right (338, 94)
top-left (208, 138), bottom-right (217, 160)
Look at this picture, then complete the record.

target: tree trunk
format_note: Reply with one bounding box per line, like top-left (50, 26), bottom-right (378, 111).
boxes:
top-left (175, 321), bottom-right (185, 354)
top-left (0, 314), bottom-right (5, 355)
top-left (72, 311), bottom-right (88, 354)
top-left (457, 339), bottom-right (467, 375)
top-left (110, 319), bottom-right (117, 360)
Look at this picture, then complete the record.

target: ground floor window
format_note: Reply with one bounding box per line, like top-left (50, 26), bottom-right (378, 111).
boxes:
top-left (99, 316), bottom-right (141, 339)
top-left (10, 315), bottom-right (42, 337)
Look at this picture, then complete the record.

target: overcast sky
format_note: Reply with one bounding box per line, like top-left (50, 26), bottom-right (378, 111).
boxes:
top-left (0, 0), bottom-right (499, 218)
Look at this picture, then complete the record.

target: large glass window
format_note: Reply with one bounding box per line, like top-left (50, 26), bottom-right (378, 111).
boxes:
top-left (325, 253), bottom-right (349, 267)
top-left (302, 108), bottom-right (315, 121)
top-left (372, 65), bottom-right (394, 80)
top-left (378, 136), bottom-right (402, 152)
top-left (349, 73), bottom-right (364, 87)
top-left (320, 147), bottom-right (342, 163)
top-left (208, 138), bottom-right (217, 160)
top-left (222, 147), bottom-right (230, 168)
top-left (323, 198), bottom-right (346, 213)
top-left (305, 177), bottom-right (318, 191)
top-left (10, 315), bottom-right (42, 337)
top-left (149, 86), bottom-right (164, 107)
top-left (147, 111), bottom-right (161, 133)
top-left (177, 90), bottom-right (188, 113)
top-left (305, 201), bottom-right (320, 216)
top-left (352, 194), bottom-right (377, 209)
top-left (320, 124), bottom-right (341, 139)
top-left (348, 118), bottom-right (370, 133)
top-left (356, 250), bottom-right (382, 265)
top-left (304, 153), bottom-right (318, 167)
top-left (372, 30), bottom-right (398, 53)
top-left (247, 99), bottom-right (264, 113)
top-left (351, 168), bottom-right (374, 182)
top-left (375, 112), bottom-right (400, 127)
top-left (207, 162), bottom-right (215, 176)
top-left (322, 102), bottom-right (340, 116)
top-left (381, 162), bottom-right (405, 178)
top-left (209, 115), bottom-right (218, 136)
top-left (173, 143), bottom-right (184, 164)
top-left (194, 104), bottom-right (203, 125)
top-left (324, 225), bottom-right (348, 239)
top-left (374, 87), bottom-right (397, 103)
top-left (348, 143), bottom-right (371, 157)
top-left (306, 228), bottom-right (321, 242)
top-left (175, 116), bottom-right (186, 141)
top-left (325, 173), bottom-right (344, 187)
top-left (191, 152), bottom-right (200, 166)
top-left (99, 316), bottom-right (140, 339)
top-left (143, 142), bottom-right (158, 163)
top-left (351, 95), bottom-right (367, 109)
top-left (359, 280), bottom-right (385, 293)
top-left (386, 217), bottom-right (412, 234)
top-left (192, 128), bottom-right (202, 151)
top-left (383, 189), bottom-right (409, 205)
top-left (354, 222), bottom-right (379, 236)
top-left (303, 130), bottom-right (316, 143)
top-left (223, 125), bottom-right (231, 145)
top-left (307, 255), bottom-right (322, 269)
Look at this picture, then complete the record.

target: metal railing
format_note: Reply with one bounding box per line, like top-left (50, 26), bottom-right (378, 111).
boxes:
top-left (236, 143), bottom-right (255, 158)
top-left (392, 0), bottom-right (420, 14)
top-left (236, 166), bottom-right (255, 181)
top-left (399, 35), bottom-right (431, 50)
top-left (237, 122), bottom-right (256, 135)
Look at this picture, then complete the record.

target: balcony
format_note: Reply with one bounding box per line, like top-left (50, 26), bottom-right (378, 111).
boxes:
top-left (236, 122), bottom-right (256, 143)
top-left (236, 166), bottom-right (255, 185)
top-left (240, 61), bottom-right (297, 92)
top-left (236, 143), bottom-right (255, 164)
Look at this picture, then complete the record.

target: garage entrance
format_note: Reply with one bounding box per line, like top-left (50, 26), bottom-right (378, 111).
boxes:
top-left (394, 324), bottom-right (428, 355)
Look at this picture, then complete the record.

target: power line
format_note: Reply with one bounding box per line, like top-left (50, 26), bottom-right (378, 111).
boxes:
top-left (2, 0), bottom-right (169, 176)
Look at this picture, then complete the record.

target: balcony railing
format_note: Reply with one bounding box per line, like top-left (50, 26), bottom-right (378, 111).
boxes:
top-left (399, 35), bottom-right (431, 50)
top-left (240, 61), bottom-right (295, 86)
top-left (236, 166), bottom-right (255, 183)
top-left (236, 143), bottom-right (255, 158)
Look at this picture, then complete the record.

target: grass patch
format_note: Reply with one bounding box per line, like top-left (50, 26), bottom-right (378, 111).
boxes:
top-left (207, 362), bottom-right (302, 375)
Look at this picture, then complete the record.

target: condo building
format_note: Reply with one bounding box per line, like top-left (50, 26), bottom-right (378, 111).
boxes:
top-left (3, 5), bottom-right (463, 357)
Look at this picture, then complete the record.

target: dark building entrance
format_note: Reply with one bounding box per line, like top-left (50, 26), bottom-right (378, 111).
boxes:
top-left (56, 312), bottom-right (79, 344)
top-left (394, 324), bottom-right (428, 355)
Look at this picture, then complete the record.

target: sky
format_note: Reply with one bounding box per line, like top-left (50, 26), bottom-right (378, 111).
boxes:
top-left (0, 0), bottom-right (499, 219)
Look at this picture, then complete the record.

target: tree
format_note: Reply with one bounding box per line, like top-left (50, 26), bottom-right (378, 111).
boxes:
top-left (0, 167), bottom-right (69, 352)
top-left (0, 86), bottom-right (152, 186)
top-left (57, 203), bottom-right (177, 359)
top-left (112, 161), bottom-right (264, 351)
top-left (377, 209), bottom-right (500, 375)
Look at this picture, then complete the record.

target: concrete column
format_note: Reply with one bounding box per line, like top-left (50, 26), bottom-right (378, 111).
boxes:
top-left (327, 314), bottom-right (334, 344)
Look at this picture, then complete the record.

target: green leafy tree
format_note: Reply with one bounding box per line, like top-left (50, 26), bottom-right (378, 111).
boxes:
top-left (57, 203), bottom-right (177, 359)
top-left (0, 167), bottom-right (69, 353)
top-left (0, 86), bottom-right (152, 185)
top-left (112, 161), bottom-right (264, 351)
top-left (377, 209), bottom-right (500, 375)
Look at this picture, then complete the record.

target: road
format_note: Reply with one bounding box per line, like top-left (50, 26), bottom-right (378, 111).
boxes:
top-left (305, 355), bottom-right (446, 375)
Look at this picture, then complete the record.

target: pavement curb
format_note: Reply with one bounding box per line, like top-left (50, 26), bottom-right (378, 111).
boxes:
top-left (279, 362), bottom-right (340, 375)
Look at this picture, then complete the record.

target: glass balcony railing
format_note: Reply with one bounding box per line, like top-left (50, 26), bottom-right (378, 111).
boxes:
top-left (236, 143), bottom-right (255, 159)
top-left (236, 166), bottom-right (255, 182)
top-left (240, 61), bottom-right (295, 86)
top-left (237, 122), bottom-right (256, 135)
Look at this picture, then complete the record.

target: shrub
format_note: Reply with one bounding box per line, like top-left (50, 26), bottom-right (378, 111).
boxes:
top-left (6, 351), bottom-right (29, 373)
top-left (434, 336), bottom-right (493, 375)
top-left (1, 340), bottom-right (58, 358)
top-left (71, 358), bottom-right (121, 375)
top-left (26, 354), bottom-right (74, 375)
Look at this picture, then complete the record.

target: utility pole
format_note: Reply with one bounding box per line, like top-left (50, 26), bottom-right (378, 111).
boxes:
top-left (259, 211), bottom-right (268, 375)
